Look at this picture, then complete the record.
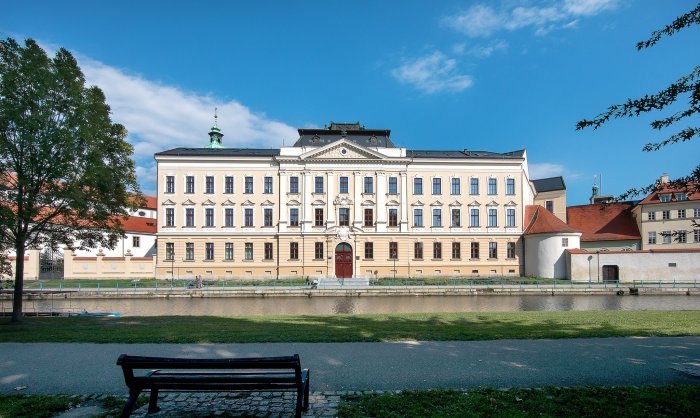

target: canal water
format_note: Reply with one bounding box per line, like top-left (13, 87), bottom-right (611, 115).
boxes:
top-left (7, 294), bottom-right (700, 316)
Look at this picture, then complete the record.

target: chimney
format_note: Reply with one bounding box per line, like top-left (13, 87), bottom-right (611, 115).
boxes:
top-left (660, 173), bottom-right (669, 184)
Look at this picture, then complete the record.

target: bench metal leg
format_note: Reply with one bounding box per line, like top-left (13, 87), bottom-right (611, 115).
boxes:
top-left (120, 388), bottom-right (142, 418)
top-left (148, 388), bottom-right (160, 413)
top-left (303, 371), bottom-right (310, 411)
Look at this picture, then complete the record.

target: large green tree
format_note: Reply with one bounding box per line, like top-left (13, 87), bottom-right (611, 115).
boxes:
top-left (0, 38), bottom-right (142, 322)
top-left (577, 3), bottom-right (700, 204)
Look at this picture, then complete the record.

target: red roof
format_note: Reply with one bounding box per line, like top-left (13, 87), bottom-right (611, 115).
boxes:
top-left (567, 248), bottom-right (700, 255)
top-left (118, 216), bottom-right (157, 234)
top-left (639, 183), bottom-right (700, 205)
top-left (566, 202), bottom-right (640, 242)
top-left (129, 194), bottom-right (157, 209)
top-left (524, 205), bottom-right (579, 235)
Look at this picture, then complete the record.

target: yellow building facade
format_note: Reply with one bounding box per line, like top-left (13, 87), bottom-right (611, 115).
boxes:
top-left (155, 122), bottom-right (537, 280)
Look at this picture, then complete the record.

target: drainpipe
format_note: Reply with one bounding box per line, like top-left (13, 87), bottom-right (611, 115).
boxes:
top-left (597, 251), bottom-right (600, 283)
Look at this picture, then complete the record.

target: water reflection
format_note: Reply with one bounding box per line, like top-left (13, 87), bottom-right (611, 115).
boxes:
top-left (3, 294), bottom-right (700, 317)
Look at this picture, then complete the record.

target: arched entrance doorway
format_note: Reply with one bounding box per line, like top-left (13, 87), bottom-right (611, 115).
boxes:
top-left (335, 243), bottom-right (353, 278)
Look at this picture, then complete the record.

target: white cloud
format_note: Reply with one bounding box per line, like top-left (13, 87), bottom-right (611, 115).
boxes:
top-left (75, 57), bottom-right (298, 196)
top-left (390, 51), bottom-right (473, 94)
top-left (442, 0), bottom-right (618, 38)
top-left (466, 40), bottom-right (509, 58)
top-left (530, 162), bottom-right (581, 180)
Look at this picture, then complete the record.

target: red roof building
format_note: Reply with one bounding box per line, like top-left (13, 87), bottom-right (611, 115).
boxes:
top-left (566, 202), bottom-right (641, 250)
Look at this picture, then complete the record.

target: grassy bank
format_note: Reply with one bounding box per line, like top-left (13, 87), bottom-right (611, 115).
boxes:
top-left (1, 310), bottom-right (699, 343)
top-left (338, 385), bottom-right (700, 418)
top-left (0, 394), bottom-right (79, 418)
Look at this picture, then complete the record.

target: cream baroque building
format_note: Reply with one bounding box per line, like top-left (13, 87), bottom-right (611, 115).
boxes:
top-left (155, 122), bottom-right (537, 280)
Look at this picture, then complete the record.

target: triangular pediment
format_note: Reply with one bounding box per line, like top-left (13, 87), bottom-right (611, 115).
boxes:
top-left (505, 200), bottom-right (518, 206)
top-left (312, 199), bottom-right (325, 206)
top-left (222, 199), bottom-right (235, 206)
top-left (449, 200), bottom-right (462, 206)
top-left (182, 199), bottom-right (195, 206)
top-left (412, 200), bottom-right (425, 206)
top-left (300, 139), bottom-right (387, 161)
top-left (161, 199), bottom-right (176, 206)
top-left (387, 199), bottom-right (400, 206)
top-left (287, 199), bottom-right (301, 206)
top-left (362, 199), bottom-right (376, 206)
top-left (468, 200), bottom-right (481, 206)
top-left (202, 199), bottom-right (216, 206)
top-left (486, 200), bottom-right (499, 206)
top-left (430, 200), bottom-right (443, 206)
top-left (261, 199), bottom-right (275, 206)
top-left (242, 200), bottom-right (255, 206)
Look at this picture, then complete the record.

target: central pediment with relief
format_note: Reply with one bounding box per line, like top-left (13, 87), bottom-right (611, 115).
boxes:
top-left (300, 139), bottom-right (386, 161)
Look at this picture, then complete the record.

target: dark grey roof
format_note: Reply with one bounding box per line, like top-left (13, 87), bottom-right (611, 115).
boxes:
top-left (532, 176), bottom-right (566, 192)
top-left (155, 148), bottom-right (280, 157)
top-left (293, 122), bottom-right (395, 148)
top-left (408, 149), bottom-right (525, 159)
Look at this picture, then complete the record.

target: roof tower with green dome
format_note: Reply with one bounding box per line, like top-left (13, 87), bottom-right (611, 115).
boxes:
top-left (206, 108), bottom-right (224, 148)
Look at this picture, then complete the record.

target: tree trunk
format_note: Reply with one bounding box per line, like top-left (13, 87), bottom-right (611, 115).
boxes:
top-left (11, 244), bottom-right (25, 323)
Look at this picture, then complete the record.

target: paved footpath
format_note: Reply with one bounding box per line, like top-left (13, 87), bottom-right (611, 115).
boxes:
top-left (2, 337), bottom-right (700, 416)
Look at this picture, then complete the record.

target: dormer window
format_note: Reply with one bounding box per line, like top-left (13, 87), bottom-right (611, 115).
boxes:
top-left (659, 194), bottom-right (671, 202)
top-left (675, 193), bottom-right (688, 201)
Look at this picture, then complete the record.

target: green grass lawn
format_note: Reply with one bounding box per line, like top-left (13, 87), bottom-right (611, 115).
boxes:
top-left (337, 385), bottom-right (700, 418)
top-left (1, 310), bottom-right (699, 343)
top-left (0, 394), bottom-right (78, 418)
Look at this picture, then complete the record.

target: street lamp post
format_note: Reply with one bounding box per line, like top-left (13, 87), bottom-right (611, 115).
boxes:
top-left (171, 249), bottom-right (175, 282)
top-left (391, 249), bottom-right (397, 279)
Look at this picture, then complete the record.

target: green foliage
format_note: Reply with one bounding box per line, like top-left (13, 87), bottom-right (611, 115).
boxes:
top-left (1, 311), bottom-right (699, 343)
top-left (0, 394), bottom-right (78, 418)
top-left (0, 38), bottom-right (142, 320)
top-left (338, 385), bottom-right (700, 418)
top-left (576, 3), bottom-right (700, 200)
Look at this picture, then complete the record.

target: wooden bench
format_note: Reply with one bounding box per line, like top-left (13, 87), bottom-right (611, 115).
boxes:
top-left (116, 354), bottom-right (310, 417)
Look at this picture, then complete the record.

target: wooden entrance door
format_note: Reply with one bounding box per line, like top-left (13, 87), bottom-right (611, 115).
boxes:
top-left (602, 265), bottom-right (619, 282)
top-left (335, 243), bottom-right (353, 278)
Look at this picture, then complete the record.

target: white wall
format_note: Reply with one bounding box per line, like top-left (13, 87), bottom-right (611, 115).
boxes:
top-left (568, 250), bottom-right (700, 283)
top-left (524, 233), bottom-right (581, 278)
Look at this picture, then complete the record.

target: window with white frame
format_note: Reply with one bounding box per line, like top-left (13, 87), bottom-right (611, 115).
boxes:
top-left (339, 208), bottom-right (350, 226)
top-left (413, 177), bottom-right (422, 195)
top-left (694, 208), bottom-right (700, 218)
top-left (562, 237), bottom-right (568, 247)
top-left (470, 208), bottom-right (479, 227)
top-left (339, 176), bottom-right (349, 194)
top-left (132, 236), bottom-right (140, 248)
top-left (205, 208), bottom-right (214, 227)
top-left (185, 208), bottom-right (194, 227)
top-left (662, 210), bottom-right (670, 220)
top-left (647, 211), bottom-right (656, 221)
top-left (186, 176), bottom-right (195, 194)
top-left (165, 176), bottom-right (175, 194)
top-left (433, 242), bottom-right (442, 259)
top-left (224, 208), bottom-right (234, 227)
top-left (432, 177), bottom-right (441, 195)
top-left (451, 178), bottom-right (460, 195)
top-left (289, 176), bottom-right (299, 194)
top-left (488, 178), bottom-right (497, 195)
top-left (185, 242), bottom-right (194, 261)
top-left (290, 242), bottom-right (299, 260)
top-left (225, 176), bottom-right (234, 194)
top-left (488, 208), bottom-right (497, 227)
top-left (678, 209), bottom-right (686, 219)
top-left (506, 208), bottom-right (516, 227)
top-left (225, 243), bottom-right (234, 260)
top-left (659, 194), bottom-right (671, 202)
top-left (264, 176), bottom-right (273, 194)
top-left (662, 231), bottom-right (672, 244)
top-left (205, 242), bottom-right (214, 260)
top-left (675, 193), bottom-right (687, 201)
top-left (488, 242), bottom-right (497, 259)
top-left (165, 208), bottom-right (174, 227)
top-left (364, 176), bottom-right (374, 193)
top-left (244, 177), bottom-right (253, 194)
top-left (506, 178), bottom-right (515, 195)
top-left (244, 243), bottom-right (253, 260)
top-left (165, 242), bottom-right (174, 261)
top-left (364, 242), bottom-right (373, 259)
top-left (314, 176), bottom-right (324, 193)
top-left (388, 177), bottom-right (398, 195)
top-left (432, 208), bottom-right (442, 227)
top-left (414, 209), bottom-right (423, 227)
top-left (263, 208), bottom-right (273, 227)
top-left (205, 176), bottom-right (214, 194)
top-left (289, 208), bottom-right (299, 226)
top-left (694, 229), bottom-right (700, 243)
top-left (678, 231), bottom-right (687, 243)
top-left (470, 178), bottom-right (479, 195)
top-left (648, 231), bottom-right (656, 244)
top-left (388, 208), bottom-right (398, 227)
top-left (244, 208), bottom-right (253, 227)
top-left (451, 208), bottom-right (460, 227)
top-left (507, 242), bottom-right (515, 258)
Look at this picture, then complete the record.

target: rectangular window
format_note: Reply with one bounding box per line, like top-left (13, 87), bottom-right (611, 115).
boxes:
top-left (414, 242), bottom-right (423, 259)
top-left (132, 236), bottom-right (140, 248)
top-left (185, 208), bottom-right (194, 227)
top-left (364, 208), bottom-right (374, 227)
top-left (314, 242), bottom-right (324, 260)
top-left (389, 242), bottom-right (398, 260)
top-left (244, 208), bottom-right (253, 227)
top-left (339, 176), bottom-right (349, 194)
top-left (675, 193), bottom-right (687, 201)
top-left (364, 177), bottom-right (374, 194)
top-left (452, 242), bottom-right (460, 260)
top-left (205, 176), bottom-right (214, 194)
top-left (507, 242), bottom-right (516, 259)
top-left (205, 242), bottom-right (214, 260)
top-left (264, 208), bottom-right (273, 227)
top-left (451, 208), bottom-right (460, 227)
top-left (165, 208), bottom-right (174, 227)
top-left (488, 178), bottom-right (497, 195)
top-left (545, 200), bottom-right (554, 213)
top-left (414, 209), bottom-right (423, 227)
top-left (662, 231), bottom-right (671, 244)
top-left (678, 231), bottom-right (687, 243)
top-left (648, 231), bottom-right (657, 244)
top-left (433, 242), bottom-right (442, 259)
top-left (660, 194), bottom-right (671, 202)
top-left (506, 208), bottom-right (516, 227)
top-left (662, 210), bottom-right (670, 220)
top-left (695, 208), bottom-right (700, 218)
top-left (185, 242), bottom-right (194, 261)
top-left (165, 242), bottom-right (174, 261)
top-left (225, 176), bottom-right (234, 194)
top-left (315, 208), bottom-right (324, 227)
top-left (413, 177), bottom-right (423, 195)
top-left (488, 208), bottom-right (497, 227)
top-left (471, 242), bottom-right (479, 259)
top-left (289, 208), bottom-right (299, 226)
top-left (470, 178), bottom-right (479, 195)
top-left (678, 209), bottom-right (686, 219)
top-left (186, 176), bottom-right (195, 194)
top-left (289, 176), bottom-right (299, 194)
top-left (245, 243), bottom-right (253, 260)
top-left (314, 176), bottom-right (324, 193)
top-left (506, 178), bottom-right (515, 195)
top-left (205, 207), bottom-right (214, 227)
top-left (562, 238), bottom-right (569, 247)
top-left (432, 209), bottom-right (442, 227)
top-left (225, 208), bottom-right (234, 227)
top-left (432, 178), bottom-right (441, 195)
top-left (694, 229), bottom-right (700, 243)
top-left (290, 242), bottom-right (299, 260)
top-left (470, 208), bottom-right (479, 227)
top-left (244, 176), bottom-right (254, 194)
top-left (364, 242), bottom-right (373, 259)
top-left (339, 208), bottom-right (350, 226)
top-left (264, 243), bottom-right (273, 260)
top-left (264, 176), bottom-right (273, 194)
top-left (489, 242), bottom-right (497, 259)
top-left (165, 176), bottom-right (175, 194)
top-left (451, 178), bottom-right (460, 195)
top-left (389, 209), bottom-right (398, 227)
top-left (225, 243), bottom-right (234, 260)
top-left (647, 211), bottom-right (656, 221)
top-left (388, 177), bottom-right (398, 195)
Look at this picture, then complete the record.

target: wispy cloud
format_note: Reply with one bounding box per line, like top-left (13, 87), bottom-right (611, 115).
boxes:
top-left (442, 0), bottom-right (618, 38)
top-left (530, 162), bottom-right (581, 180)
top-left (76, 57), bottom-right (297, 196)
top-left (390, 51), bottom-right (473, 94)
top-left (454, 40), bottom-right (509, 58)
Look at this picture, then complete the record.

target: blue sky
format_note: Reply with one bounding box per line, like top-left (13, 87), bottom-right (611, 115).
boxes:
top-left (3, 0), bottom-right (698, 205)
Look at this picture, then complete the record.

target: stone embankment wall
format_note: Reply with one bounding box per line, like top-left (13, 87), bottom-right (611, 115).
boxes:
top-left (63, 250), bottom-right (155, 279)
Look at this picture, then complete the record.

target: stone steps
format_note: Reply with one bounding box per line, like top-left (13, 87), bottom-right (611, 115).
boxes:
top-left (317, 277), bottom-right (370, 288)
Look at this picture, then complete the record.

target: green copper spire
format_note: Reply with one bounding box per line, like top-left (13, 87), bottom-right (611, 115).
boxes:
top-left (206, 107), bottom-right (224, 148)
